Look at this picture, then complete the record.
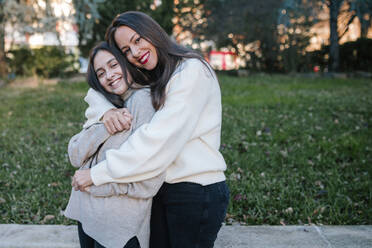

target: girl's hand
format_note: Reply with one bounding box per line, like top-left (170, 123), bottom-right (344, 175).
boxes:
top-left (72, 169), bottom-right (93, 191)
top-left (102, 108), bottom-right (133, 135)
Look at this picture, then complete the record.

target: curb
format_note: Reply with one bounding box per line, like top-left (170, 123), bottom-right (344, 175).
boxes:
top-left (0, 224), bottom-right (371, 248)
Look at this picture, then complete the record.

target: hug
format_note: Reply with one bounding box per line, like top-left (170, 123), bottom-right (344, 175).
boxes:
top-left (65, 11), bottom-right (229, 248)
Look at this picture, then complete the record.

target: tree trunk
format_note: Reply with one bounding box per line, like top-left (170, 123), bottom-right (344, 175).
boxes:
top-left (0, 4), bottom-right (7, 77)
top-left (329, 0), bottom-right (342, 72)
top-left (360, 19), bottom-right (369, 38)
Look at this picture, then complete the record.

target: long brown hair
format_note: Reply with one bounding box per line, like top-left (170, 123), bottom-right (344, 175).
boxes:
top-left (105, 11), bottom-right (210, 110)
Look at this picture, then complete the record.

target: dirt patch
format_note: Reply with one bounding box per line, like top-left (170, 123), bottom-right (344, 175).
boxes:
top-left (63, 74), bottom-right (86, 83)
top-left (9, 77), bottom-right (59, 88)
top-left (6, 74), bottom-right (86, 88)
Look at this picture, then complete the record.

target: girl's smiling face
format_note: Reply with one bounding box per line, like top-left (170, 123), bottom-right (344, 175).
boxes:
top-left (114, 26), bottom-right (158, 71)
top-left (94, 50), bottom-right (130, 95)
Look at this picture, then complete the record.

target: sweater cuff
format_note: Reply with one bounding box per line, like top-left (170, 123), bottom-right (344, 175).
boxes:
top-left (90, 160), bottom-right (113, 186)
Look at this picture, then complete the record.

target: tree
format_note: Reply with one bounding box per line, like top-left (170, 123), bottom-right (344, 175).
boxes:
top-left (346, 0), bottom-right (372, 38)
top-left (326, 0), bottom-right (344, 72)
top-left (0, 0), bottom-right (40, 77)
top-left (4, 0), bottom-right (60, 45)
top-left (0, 0), bottom-right (6, 77)
top-left (325, 0), bottom-right (372, 72)
top-left (172, 0), bottom-right (206, 42)
top-left (323, 0), bottom-right (372, 72)
top-left (182, 0), bottom-right (284, 71)
top-left (151, 0), bottom-right (175, 35)
top-left (278, 0), bottom-right (324, 72)
top-left (0, 0), bottom-right (66, 78)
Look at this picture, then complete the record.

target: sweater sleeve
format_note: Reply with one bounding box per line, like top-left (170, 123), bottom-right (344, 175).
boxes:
top-left (88, 172), bottom-right (165, 198)
top-left (83, 88), bottom-right (115, 129)
top-left (88, 89), bottom-right (165, 199)
top-left (68, 124), bottom-right (111, 168)
top-left (90, 59), bottom-right (215, 186)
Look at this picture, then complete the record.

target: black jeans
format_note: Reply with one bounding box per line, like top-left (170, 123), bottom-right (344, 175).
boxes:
top-left (150, 181), bottom-right (230, 248)
top-left (77, 222), bottom-right (140, 248)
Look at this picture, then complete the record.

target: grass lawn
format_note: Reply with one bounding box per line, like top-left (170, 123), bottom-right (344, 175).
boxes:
top-left (0, 74), bottom-right (371, 225)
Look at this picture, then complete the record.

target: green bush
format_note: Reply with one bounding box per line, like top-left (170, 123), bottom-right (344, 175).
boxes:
top-left (307, 38), bottom-right (372, 72)
top-left (339, 38), bottom-right (372, 72)
top-left (7, 47), bottom-right (34, 76)
top-left (7, 46), bottom-right (78, 78)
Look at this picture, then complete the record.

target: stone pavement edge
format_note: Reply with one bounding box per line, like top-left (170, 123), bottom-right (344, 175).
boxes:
top-left (0, 224), bottom-right (371, 248)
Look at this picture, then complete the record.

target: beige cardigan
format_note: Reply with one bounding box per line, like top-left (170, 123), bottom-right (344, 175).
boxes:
top-left (64, 88), bottom-right (165, 248)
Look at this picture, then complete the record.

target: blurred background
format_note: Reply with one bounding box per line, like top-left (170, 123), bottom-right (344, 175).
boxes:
top-left (0, 0), bottom-right (372, 81)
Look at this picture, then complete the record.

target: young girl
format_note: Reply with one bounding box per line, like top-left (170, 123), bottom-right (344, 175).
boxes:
top-left (64, 42), bottom-right (164, 248)
top-left (72, 11), bottom-right (230, 248)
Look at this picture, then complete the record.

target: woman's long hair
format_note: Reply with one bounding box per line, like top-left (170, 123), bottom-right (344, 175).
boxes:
top-left (105, 11), bottom-right (210, 110)
top-left (87, 42), bottom-right (132, 108)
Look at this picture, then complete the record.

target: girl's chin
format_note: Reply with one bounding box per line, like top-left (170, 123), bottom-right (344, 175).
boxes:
top-left (110, 85), bottom-right (124, 92)
top-left (144, 61), bottom-right (157, 70)
top-left (113, 88), bottom-right (127, 95)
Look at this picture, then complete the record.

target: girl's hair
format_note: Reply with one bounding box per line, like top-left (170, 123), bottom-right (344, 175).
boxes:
top-left (105, 11), bottom-right (210, 110)
top-left (87, 41), bottom-right (132, 108)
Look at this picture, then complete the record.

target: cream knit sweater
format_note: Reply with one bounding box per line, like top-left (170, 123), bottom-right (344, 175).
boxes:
top-left (85, 58), bottom-right (227, 186)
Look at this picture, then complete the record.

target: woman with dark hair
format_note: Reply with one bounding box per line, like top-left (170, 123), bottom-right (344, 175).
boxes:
top-left (64, 41), bottom-right (164, 248)
top-left (72, 11), bottom-right (229, 248)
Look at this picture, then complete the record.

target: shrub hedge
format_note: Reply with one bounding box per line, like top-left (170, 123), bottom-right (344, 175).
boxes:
top-left (7, 46), bottom-right (78, 78)
top-left (308, 38), bottom-right (372, 72)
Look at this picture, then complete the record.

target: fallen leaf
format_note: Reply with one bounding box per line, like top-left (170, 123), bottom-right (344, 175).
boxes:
top-left (314, 181), bottom-right (324, 189)
top-left (42, 215), bottom-right (55, 223)
top-left (48, 182), bottom-right (58, 187)
top-left (285, 207), bottom-right (294, 214)
top-left (280, 150), bottom-right (288, 158)
top-left (229, 173), bottom-right (241, 181)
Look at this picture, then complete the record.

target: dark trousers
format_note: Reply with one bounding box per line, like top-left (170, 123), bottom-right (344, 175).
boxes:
top-left (77, 222), bottom-right (140, 248)
top-left (150, 181), bottom-right (230, 248)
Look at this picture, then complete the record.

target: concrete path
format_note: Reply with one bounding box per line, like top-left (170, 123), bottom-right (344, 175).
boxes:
top-left (0, 224), bottom-right (371, 248)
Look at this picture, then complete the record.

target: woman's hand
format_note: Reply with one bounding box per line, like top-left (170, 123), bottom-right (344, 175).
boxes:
top-left (102, 108), bottom-right (133, 135)
top-left (72, 169), bottom-right (93, 191)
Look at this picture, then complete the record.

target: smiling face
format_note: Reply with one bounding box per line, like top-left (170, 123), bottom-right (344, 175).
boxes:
top-left (93, 50), bottom-right (131, 96)
top-left (114, 25), bottom-right (158, 71)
